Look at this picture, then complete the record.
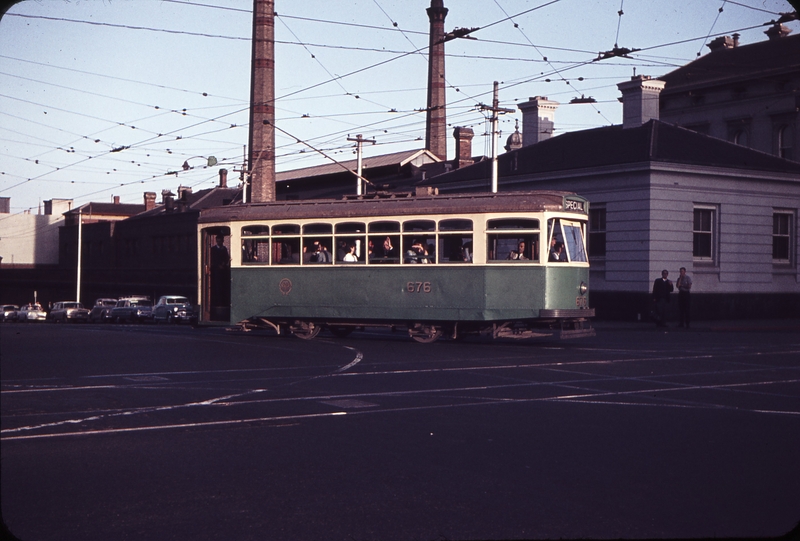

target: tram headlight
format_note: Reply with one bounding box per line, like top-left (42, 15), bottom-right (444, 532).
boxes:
top-left (579, 281), bottom-right (588, 295)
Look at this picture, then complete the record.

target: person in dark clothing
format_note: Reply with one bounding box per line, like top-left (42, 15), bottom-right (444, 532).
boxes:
top-left (652, 269), bottom-right (673, 327)
top-left (676, 267), bottom-right (693, 328)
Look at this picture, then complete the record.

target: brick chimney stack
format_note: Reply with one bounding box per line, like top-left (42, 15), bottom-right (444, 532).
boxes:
top-left (219, 168), bottom-right (228, 188)
top-left (453, 127), bottom-right (474, 169)
top-left (425, 0), bottom-right (448, 161)
top-left (617, 75), bottom-right (665, 129)
top-left (113, 195), bottom-right (120, 205)
top-left (144, 192), bottom-right (156, 211)
top-left (247, 0), bottom-right (276, 203)
top-left (517, 97), bottom-right (559, 146)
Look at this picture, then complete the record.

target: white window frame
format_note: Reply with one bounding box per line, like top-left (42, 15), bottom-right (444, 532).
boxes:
top-left (693, 205), bottom-right (717, 264)
top-left (772, 210), bottom-right (794, 265)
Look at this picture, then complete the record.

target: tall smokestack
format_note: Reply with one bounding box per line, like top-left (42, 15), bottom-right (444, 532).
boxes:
top-left (247, 0), bottom-right (276, 203)
top-left (425, 0), bottom-right (448, 161)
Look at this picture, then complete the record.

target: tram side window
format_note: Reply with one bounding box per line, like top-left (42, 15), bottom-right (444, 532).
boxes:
top-left (438, 235), bottom-right (473, 263)
top-left (486, 218), bottom-right (539, 262)
top-left (403, 220), bottom-right (435, 264)
top-left (487, 235), bottom-right (538, 261)
top-left (438, 219), bottom-right (473, 263)
top-left (334, 222), bottom-right (367, 264)
top-left (368, 234), bottom-right (400, 264)
top-left (241, 225), bottom-right (270, 264)
top-left (302, 223), bottom-right (333, 264)
top-left (242, 238), bottom-right (270, 264)
top-left (273, 224), bottom-right (301, 265)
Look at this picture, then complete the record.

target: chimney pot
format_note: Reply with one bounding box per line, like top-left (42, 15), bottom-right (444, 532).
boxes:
top-left (219, 168), bottom-right (228, 188)
top-left (517, 97), bottom-right (559, 146)
top-left (113, 195), bottom-right (120, 205)
top-left (453, 127), bottom-right (474, 169)
top-left (144, 192), bottom-right (156, 211)
top-left (617, 75), bottom-right (665, 129)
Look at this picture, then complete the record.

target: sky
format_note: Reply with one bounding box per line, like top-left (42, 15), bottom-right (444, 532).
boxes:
top-left (0, 0), bottom-right (797, 214)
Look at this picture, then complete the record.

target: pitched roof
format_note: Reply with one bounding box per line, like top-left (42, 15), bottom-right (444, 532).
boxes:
top-left (419, 120), bottom-right (800, 187)
top-left (67, 202), bottom-right (145, 217)
top-left (659, 34), bottom-right (800, 94)
top-left (276, 149), bottom-right (441, 182)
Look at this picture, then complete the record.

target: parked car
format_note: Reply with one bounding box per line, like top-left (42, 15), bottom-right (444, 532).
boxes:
top-left (110, 296), bottom-right (153, 323)
top-left (1, 305), bottom-right (19, 322)
top-left (48, 301), bottom-right (90, 323)
top-left (16, 303), bottom-right (47, 322)
top-left (88, 298), bottom-right (117, 323)
top-left (152, 296), bottom-right (196, 324)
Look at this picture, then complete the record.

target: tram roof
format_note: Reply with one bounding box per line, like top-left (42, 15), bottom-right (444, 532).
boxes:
top-left (198, 190), bottom-right (584, 224)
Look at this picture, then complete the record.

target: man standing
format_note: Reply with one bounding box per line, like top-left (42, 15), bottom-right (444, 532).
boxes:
top-left (676, 267), bottom-right (693, 328)
top-left (652, 269), bottom-right (673, 327)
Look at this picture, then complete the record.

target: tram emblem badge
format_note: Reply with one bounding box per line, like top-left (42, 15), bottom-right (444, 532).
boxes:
top-left (279, 278), bottom-right (293, 295)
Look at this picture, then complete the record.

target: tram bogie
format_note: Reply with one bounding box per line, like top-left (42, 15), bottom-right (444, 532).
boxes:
top-left (198, 190), bottom-right (595, 343)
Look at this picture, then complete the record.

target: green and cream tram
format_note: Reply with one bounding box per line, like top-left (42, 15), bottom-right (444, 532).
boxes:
top-left (197, 190), bottom-right (595, 342)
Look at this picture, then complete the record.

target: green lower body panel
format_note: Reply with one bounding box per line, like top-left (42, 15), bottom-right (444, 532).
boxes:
top-left (230, 265), bottom-right (591, 326)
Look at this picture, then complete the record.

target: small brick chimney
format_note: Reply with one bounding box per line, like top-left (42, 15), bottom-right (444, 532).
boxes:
top-left (113, 195), bottom-right (120, 205)
top-left (143, 192), bottom-right (156, 211)
top-left (517, 97), bottom-right (558, 146)
top-left (765, 23), bottom-right (791, 40)
top-left (219, 168), bottom-right (228, 188)
top-left (617, 75), bottom-right (665, 129)
top-left (453, 127), bottom-right (474, 169)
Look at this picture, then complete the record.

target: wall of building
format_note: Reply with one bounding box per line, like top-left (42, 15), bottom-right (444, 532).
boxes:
top-left (0, 213), bottom-right (64, 266)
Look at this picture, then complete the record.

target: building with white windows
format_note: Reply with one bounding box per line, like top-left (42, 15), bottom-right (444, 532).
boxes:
top-left (415, 71), bottom-right (800, 320)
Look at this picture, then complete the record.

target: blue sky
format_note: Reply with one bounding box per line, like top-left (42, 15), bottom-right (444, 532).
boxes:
top-left (0, 0), bottom-right (796, 213)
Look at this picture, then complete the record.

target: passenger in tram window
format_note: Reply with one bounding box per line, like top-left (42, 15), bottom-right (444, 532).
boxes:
top-left (507, 240), bottom-right (529, 260)
top-left (382, 236), bottom-right (394, 258)
top-left (462, 241), bottom-right (473, 262)
top-left (312, 241), bottom-right (331, 263)
top-left (343, 243), bottom-right (358, 263)
top-left (302, 245), bottom-right (314, 264)
top-left (549, 241), bottom-right (567, 262)
top-left (336, 240), bottom-right (348, 261)
top-left (405, 240), bottom-right (429, 263)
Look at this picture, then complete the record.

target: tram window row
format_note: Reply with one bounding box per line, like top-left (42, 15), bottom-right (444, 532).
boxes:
top-left (238, 216), bottom-right (586, 266)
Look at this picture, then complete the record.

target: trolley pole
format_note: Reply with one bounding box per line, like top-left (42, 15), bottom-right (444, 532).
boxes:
top-left (347, 134), bottom-right (376, 195)
top-left (479, 81), bottom-right (514, 193)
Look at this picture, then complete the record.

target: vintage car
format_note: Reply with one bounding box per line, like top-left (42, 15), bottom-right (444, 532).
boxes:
top-left (109, 296), bottom-right (153, 323)
top-left (88, 298), bottom-right (118, 323)
top-left (16, 303), bottom-right (47, 322)
top-left (152, 295), bottom-right (196, 324)
top-left (1, 305), bottom-right (19, 322)
top-left (48, 301), bottom-right (90, 323)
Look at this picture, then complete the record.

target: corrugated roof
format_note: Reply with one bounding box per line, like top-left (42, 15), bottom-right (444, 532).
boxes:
top-left (276, 149), bottom-right (440, 182)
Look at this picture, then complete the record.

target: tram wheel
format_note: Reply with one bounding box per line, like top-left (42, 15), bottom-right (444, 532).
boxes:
top-left (291, 321), bottom-right (321, 340)
top-left (328, 326), bottom-right (353, 338)
top-left (408, 323), bottom-right (442, 344)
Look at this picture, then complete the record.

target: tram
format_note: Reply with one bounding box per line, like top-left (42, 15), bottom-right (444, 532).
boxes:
top-left (197, 190), bottom-right (595, 342)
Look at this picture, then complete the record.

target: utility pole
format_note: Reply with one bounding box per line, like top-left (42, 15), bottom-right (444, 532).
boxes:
top-left (347, 134), bottom-right (376, 195)
top-left (76, 207), bottom-right (82, 303)
top-left (479, 81), bottom-right (515, 193)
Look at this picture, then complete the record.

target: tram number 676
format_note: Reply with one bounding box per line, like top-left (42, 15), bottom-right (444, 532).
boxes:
top-left (407, 281), bottom-right (432, 293)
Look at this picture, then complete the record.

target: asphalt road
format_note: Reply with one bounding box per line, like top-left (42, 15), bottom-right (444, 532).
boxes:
top-left (2, 321), bottom-right (799, 541)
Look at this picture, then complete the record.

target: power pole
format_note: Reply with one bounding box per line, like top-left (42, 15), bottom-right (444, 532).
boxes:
top-left (479, 81), bottom-right (514, 193)
top-left (347, 134), bottom-right (376, 195)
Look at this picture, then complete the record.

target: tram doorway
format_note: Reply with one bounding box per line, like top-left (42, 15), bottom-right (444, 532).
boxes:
top-left (201, 227), bottom-right (231, 322)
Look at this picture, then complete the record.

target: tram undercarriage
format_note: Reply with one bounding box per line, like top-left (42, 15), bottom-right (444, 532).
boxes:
top-left (235, 313), bottom-right (595, 343)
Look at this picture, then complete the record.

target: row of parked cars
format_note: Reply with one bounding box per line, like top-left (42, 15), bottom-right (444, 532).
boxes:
top-left (1, 296), bottom-right (196, 325)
